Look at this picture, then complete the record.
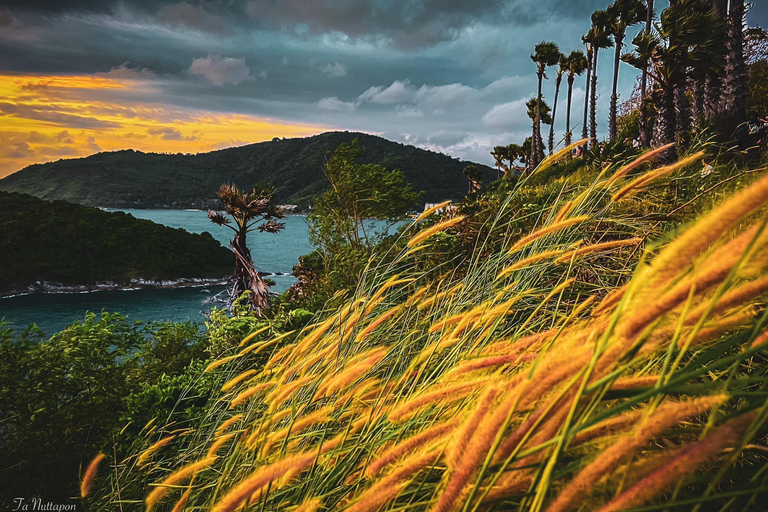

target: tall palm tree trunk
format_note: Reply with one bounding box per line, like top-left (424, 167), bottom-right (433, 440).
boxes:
top-left (639, 0), bottom-right (653, 148)
top-left (705, 0), bottom-right (728, 125)
top-left (722, 0), bottom-right (747, 140)
top-left (609, 31), bottom-right (624, 141)
top-left (549, 74), bottom-right (563, 153)
top-left (674, 74), bottom-right (691, 143)
top-left (590, 49), bottom-right (599, 148)
top-left (531, 71), bottom-right (544, 169)
top-left (566, 75), bottom-right (575, 146)
top-left (582, 47), bottom-right (593, 141)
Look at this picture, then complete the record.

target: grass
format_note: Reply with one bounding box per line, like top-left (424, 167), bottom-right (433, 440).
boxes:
top-left (84, 144), bottom-right (768, 512)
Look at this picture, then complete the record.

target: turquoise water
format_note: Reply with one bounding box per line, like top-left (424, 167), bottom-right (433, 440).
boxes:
top-left (0, 211), bottom-right (313, 336)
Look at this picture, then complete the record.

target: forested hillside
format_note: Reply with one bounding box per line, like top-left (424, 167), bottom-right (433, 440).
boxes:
top-left (0, 132), bottom-right (496, 210)
top-left (0, 192), bottom-right (232, 294)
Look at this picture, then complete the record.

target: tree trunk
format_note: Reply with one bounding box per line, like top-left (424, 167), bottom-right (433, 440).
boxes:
top-left (566, 75), bottom-right (575, 146)
top-left (549, 74), bottom-right (563, 153)
top-left (654, 86), bottom-right (676, 159)
top-left (590, 48), bottom-right (599, 149)
top-left (639, 0), bottom-right (653, 148)
top-left (609, 31), bottom-right (624, 141)
top-left (531, 71), bottom-right (544, 169)
top-left (705, 0), bottom-right (728, 125)
top-left (691, 78), bottom-right (704, 128)
top-left (230, 230), bottom-right (270, 314)
top-left (722, 0), bottom-right (747, 141)
top-left (674, 74), bottom-right (691, 143)
top-left (582, 46), bottom-right (592, 142)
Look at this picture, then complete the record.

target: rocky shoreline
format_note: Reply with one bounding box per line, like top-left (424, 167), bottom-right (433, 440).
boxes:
top-left (0, 277), bottom-right (231, 299)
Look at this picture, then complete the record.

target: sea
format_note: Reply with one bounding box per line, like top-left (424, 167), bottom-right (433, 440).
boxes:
top-left (0, 210), bottom-right (314, 336)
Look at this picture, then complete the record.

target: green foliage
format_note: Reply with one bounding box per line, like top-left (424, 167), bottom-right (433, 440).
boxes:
top-left (0, 191), bottom-right (231, 293)
top-left (0, 132), bottom-right (496, 210)
top-left (0, 313), bottom-right (207, 501)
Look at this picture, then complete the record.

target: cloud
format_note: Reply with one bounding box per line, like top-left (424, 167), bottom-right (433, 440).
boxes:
top-left (0, 102), bottom-right (121, 129)
top-left (189, 55), bottom-right (251, 86)
top-left (157, 2), bottom-right (231, 34)
top-left (358, 80), bottom-right (416, 105)
top-left (147, 126), bottom-right (197, 140)
top-left (85, 136), bottom-right (101, 152)
top-left (481, 99), bottom-right (528, 129)
top-left (317, 97), bottom-right (356, 112)
top-left (28, 130), bottom-right (74, 144)
top-left (322, 62), bottom-right (347, 78)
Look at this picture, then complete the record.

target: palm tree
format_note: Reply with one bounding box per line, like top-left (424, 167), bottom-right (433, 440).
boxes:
top-left (530, 41), bottom-right (561, 168)
top-left (607, 0), bottom-right (646, 140)
top-left (208, 183), bottom-right (285, 314)
top-left (705, 0), bottom-right (729, 124)
top-left (586, 11), bottom-right (614, 148)
top-left (722, 0), bottom-right (747, 139)
top-left (639, 0), bottom-right (654, 147)
top-left (565, 50), bottom-right (588, 146)
top-left (527, 98), bottom-right (553, 169)
top-left (548, 52), bottom-right (568, 154)
top-left (581, 37), bottom-right (593, 143)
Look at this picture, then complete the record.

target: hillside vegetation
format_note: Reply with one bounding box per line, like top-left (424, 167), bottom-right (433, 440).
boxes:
top-left (81, 145), bottom-right (768, 512)
top-left (0, 132), bottom-right (496, 210)
top-left (0, 191), bottom-right (232, 294)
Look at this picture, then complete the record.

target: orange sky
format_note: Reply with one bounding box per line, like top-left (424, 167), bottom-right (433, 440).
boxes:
top-left (0, 72), bottom-right (331, 178)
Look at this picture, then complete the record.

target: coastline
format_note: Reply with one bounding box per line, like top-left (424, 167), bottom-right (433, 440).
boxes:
top-left (0, 276), bottom-right (231, 299)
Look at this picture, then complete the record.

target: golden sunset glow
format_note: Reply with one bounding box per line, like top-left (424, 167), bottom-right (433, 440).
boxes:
top-left (0, 73), bottom-right (331, 178)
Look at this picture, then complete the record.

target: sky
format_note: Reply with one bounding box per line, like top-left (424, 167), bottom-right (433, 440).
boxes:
top-left (0, 1), bottom-right (766, 178)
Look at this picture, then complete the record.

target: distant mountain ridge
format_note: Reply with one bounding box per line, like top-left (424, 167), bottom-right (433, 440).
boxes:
top-left (0, 132), bottom-right (496, 210)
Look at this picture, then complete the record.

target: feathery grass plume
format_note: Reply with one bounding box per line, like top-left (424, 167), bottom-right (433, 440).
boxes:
top-left (595, 412), bottom-right (756, 512)
top-left (443, 353), bottom-right (536, 380)
top-left (80, 452), bottom-right (106, 497)
top-left (544, 395), bottom-right (727, 512)
top-left (239, 335), bottom-right (284, 356)
top-left (428, 311), bottom-right (474, 334)
top-left (229, 382), bottom-right (274, 409)
top-left (293, 497), bottom-right (323, 512)
top-left (237, 325), bottom-right (270, 347)
top-left (684, 275), bottom-right (768, 327)
top-left (606, 142), bottom-right (676, 187)
top-left (432, 387), bottom-right (502, 512)
top-left (367, 275), bottom-right (413, 307)
top-left (204, 353), bottom-right (244, 373)
top-left (221, 371), bottom-right (257, 392)
top-left (554, 238), bottom-right (643, 263)
top-left (536, 138), bottom-right (591, 172)
top-left (403, 284), bottom-right (431, 307)
top-left (620, 225), bottom-right (760, 342)
top-left (315, 347), bottom-right (387, 399)
top-left (263, 406), bottom-right (334, 455)
top-left (570, 408), bottom-right (646, 447)
top-left (446, 386), bottom-right (500, 470)
top-left (417, 283), bottom-right (463, 311)
top-left (145, 456), bottom-right (217, 512)
top-left (608, 375), bottom-right (659, 390)
top-left (388, 378), bottom-right (494, 423)
top-left (355, 305), bottom-right (402, 343)
top-left (366, 419), bottom-right (458, 478)
top-left (611, 151), bottom-right (705, 202)
top-left (346, 450), bottom-right (439, 512)
top-left (214, 414), bottom-right (244, 435)
top-left (246, 408), bottom-right (293, 448)
top-left (267, 374), bottom-right (317, 411)
top-left (637, 172), bottom-right (768, 289)
top-left (210, 451), bottom-right (318, 512)
top-left (507, 216), bottom-right (590, 255)
top-left (263, 342), bottom-right (297, 372)
top-left (751, 329), bottom-right (768, 348)
top-left (416, 200), bottom-right (452, 222)
top-left (498, 249), bottom-right (568, 278)
top-left (137, 435), bottom-right (176, 467)
top-left (553, 201), bottom-right (573, 223)
top-left (408, 215), bottom-right (466, 247)
top-left (207, 432), bottom-right (237, 457)
top-left (170, 487), bottom-right (192, 512)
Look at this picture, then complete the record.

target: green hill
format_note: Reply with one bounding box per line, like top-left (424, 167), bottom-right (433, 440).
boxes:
top-left (0, 192), bottom-right (232, 295)
top-left (0, 132), bottom-right (497, 210)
